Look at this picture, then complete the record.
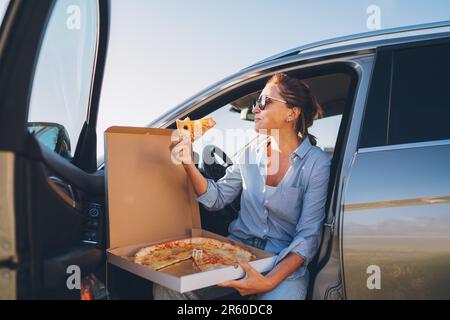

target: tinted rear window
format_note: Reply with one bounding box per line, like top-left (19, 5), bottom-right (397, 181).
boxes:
top-left (389, 42), bottom-right (450, 145)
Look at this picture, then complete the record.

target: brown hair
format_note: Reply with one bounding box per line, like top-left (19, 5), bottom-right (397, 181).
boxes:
top-left (266, 73), bottom-right (324, 146)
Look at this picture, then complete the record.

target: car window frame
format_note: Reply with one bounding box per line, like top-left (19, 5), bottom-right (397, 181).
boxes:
top-left (358, 36), bottom-right (450, 151)
top-left (172, 61), bottom-right (360, 170)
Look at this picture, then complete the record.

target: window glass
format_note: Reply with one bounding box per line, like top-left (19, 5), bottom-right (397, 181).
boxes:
top-left (28, 0), bottom-right (98, 161)
top-left (193, 92), bottom-right (343, 163)
top-left (309, 114), bottom-right (342, 158)
top-left (389, 42), bottom-right (450, 145)
top-left (193, 101), bottom-right (258, 164)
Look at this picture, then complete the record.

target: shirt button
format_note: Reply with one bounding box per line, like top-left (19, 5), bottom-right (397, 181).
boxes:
top-left (264, 200), bottom-right (268, 204)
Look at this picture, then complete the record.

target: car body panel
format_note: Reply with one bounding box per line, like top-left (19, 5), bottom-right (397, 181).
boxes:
top-left (343, 141), bottom-right (450, 299)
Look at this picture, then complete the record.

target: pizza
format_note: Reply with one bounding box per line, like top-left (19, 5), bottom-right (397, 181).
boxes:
top-left (134, 237), bottom-right (255, 272)
top-left (176, 117), bottom-right (216, 142)
top-left (134, 242), bottom-right (193, 271)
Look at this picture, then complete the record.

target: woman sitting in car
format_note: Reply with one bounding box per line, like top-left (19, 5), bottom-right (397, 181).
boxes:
top-left (154, 72), bottom-right (331, 300)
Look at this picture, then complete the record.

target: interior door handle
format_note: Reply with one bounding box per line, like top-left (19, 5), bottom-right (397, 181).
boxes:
top-left (47, 176), bottom-right (76, 208)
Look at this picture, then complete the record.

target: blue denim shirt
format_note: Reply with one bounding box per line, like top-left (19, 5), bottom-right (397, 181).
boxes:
top-left (196, 136), bottom-right (331, 279)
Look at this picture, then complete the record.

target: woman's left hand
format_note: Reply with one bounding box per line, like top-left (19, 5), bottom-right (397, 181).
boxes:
top-left (217, 263), bottom-right (275, 296)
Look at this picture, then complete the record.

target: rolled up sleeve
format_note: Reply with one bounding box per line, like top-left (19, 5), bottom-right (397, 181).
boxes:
top-left (196, 163), bottom-right (242, 211)
top-left (274, 156), bottom-right (331, 279)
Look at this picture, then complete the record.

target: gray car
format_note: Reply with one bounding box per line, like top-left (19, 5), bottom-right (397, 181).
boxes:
top-left (0, 0), bottom-right (449, 300)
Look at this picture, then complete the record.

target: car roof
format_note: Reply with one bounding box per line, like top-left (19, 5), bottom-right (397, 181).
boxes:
top-left (247, 20), bottom-right (450, 69)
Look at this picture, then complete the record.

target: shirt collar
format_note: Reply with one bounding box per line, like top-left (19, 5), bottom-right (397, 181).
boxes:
top-left (292, 136), bottom-right (313, 160)
top-left (256, 135), bottom-right (313, 165)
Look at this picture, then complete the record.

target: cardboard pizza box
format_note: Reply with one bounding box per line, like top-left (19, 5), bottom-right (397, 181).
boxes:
top-left (104, 126), bottom-right (276, 293)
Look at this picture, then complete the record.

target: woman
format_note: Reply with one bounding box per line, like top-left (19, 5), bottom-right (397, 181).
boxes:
top-left (154, 73), bottom-right (331, 300)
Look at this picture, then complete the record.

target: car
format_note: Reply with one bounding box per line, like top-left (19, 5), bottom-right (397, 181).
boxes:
top-left (0, 0), bottom-right (449, 300)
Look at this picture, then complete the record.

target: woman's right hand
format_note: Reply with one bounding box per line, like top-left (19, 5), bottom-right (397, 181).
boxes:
top-left (169, 132), bottom-right (194, 166)
top-left (170, 131), bottom-right (208, 196)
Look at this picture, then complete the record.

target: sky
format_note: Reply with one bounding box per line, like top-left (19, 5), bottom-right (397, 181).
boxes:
top-left (0, 0), bottom-right (8, 23)
top-left (1, 0), bottom-right (450, 162)
top-left (97, 0), bottom-right (450, 160)
top-left (98, 0), bottom-right (450, 131)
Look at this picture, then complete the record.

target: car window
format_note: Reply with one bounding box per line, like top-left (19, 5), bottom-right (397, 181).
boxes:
top-left (27, 0), bottom-right (99, 162)
top-left (193, 91), bottom-right (342, 164)
top-left (193, 99), bottom-right (258, 164)
top-left (309, 114), bottom-right (342, 158)
top-left (389, 42), bottom-right (450, 145)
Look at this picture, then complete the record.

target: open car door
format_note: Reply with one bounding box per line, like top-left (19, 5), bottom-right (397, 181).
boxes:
top-left (0, 0), bottom-right (109, 299)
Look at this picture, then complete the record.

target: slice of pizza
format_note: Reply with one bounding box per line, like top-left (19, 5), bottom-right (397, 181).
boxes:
top-left (134, 239), bottom-right (194, 271)
top-left (190, 238), bottom-right (256, 272)
top-left (134, 247), bottom-right (192, 270)
top-left (176, 117), bottom-right (216, 141)
top-left (191, 250), bottom-right (236, 272)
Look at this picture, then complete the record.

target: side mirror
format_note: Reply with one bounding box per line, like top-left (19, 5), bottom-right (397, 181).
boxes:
top-left (228, 106), bottom-right (255, 122)
top-left (27, 122), bottom-right (72, 160)
top-left (240, 107), bottom-right (255, 121)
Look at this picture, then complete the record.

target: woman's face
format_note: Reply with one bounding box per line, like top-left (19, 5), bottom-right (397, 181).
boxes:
top-left (253, 83), bottom-right (297, 132)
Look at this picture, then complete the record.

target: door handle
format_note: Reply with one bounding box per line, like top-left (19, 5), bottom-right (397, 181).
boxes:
top-left (47, 176), bottom-right (76, 208)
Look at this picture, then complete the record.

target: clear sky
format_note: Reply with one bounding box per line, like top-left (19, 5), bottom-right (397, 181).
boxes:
top-left (1, 0), bottom-right (450, 161)
top-left (0, 0), bottom-right (8, 22)
top-left (99, 0), bottom-right (450, 131)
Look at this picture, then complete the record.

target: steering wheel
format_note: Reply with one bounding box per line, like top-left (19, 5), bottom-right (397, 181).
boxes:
top-left (200, 145), bottom-right (240, 235)
top-left (201, 145), bottom-right (233, 181)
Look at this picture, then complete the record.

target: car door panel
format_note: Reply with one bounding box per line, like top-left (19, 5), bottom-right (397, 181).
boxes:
top-left (342, 144), bottom-right (450, 299)
top-left (0, 0), bottom-right (109, 299)
top-left (342, 39), bottom-right (450, 299)
top-left (39, 140), bottom-right (104, 197)
top-left (14, 134), bottom-right (106, 298)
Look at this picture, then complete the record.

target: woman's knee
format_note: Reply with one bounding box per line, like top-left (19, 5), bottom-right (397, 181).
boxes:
top-left (257, 275), bottom-right (309, 300)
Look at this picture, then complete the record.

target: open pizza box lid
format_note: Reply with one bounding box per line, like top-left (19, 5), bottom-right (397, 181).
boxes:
top-left (104, 126), bottom-right (276, 293)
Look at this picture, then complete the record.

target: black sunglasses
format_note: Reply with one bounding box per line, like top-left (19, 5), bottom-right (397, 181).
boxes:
top-left (252, 94), bottom-right (289, 111)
